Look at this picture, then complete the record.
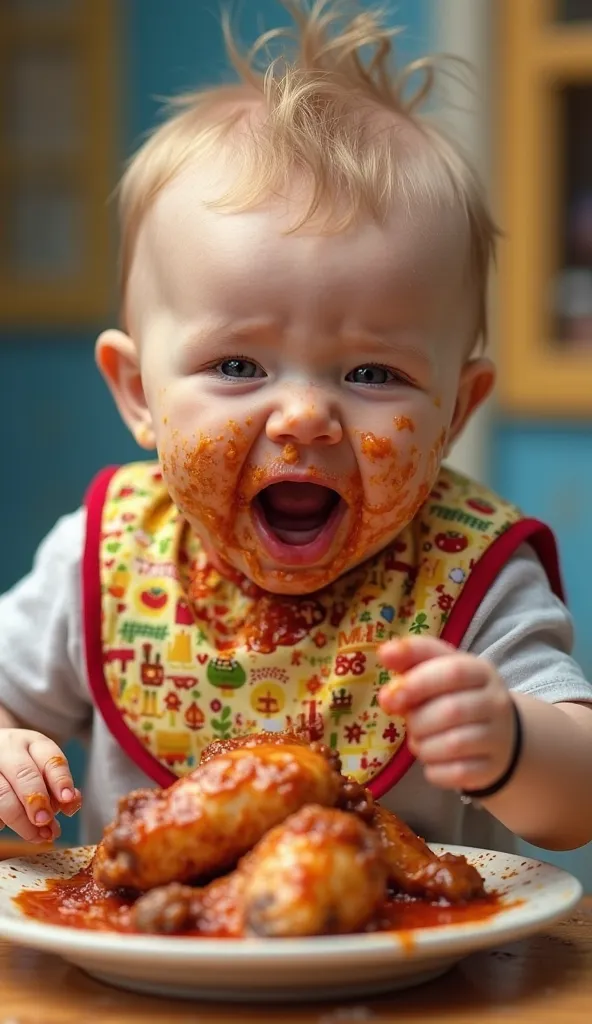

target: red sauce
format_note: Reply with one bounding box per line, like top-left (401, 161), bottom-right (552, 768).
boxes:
top-left (15, 867), bottom-right (503, 938)
top-left (374, 894), bottom-right (502, 931)
top-left (16, 869), bottom-right (138, 933)
top-left (359, 432), bottom-right (394, 461)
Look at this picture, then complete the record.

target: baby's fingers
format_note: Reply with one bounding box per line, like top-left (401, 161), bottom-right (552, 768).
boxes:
top-left (28, 740), bottom-right (80, 816)
top-left (379, 654), bottom-right (490, 715)
top-left (0, 772), bottom-right (50, 842)
top-left (379, 637), bottom-right (454, 674)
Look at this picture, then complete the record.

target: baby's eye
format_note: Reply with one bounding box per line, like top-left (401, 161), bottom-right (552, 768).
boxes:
top-left (346, 365), bottom-right (394, 386)
top-left (217, 358), bottom-right (266, 380)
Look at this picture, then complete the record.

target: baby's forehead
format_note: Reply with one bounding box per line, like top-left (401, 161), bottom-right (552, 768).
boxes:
top-left (134, 148), bottom-right (470, 289)
top-left (126, 179), bottom-right (472, 362)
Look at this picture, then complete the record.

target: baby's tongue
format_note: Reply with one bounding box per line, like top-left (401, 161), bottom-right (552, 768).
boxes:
top-left (261, 483), bottom-right (335, 538)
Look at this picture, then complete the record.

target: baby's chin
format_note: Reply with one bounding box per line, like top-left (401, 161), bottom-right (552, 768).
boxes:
top-left (199, 527), bottom-right (402, 596)
top-left (223, 547), bottom-right (373, 596)
top-left (202, 545), bottom-right (342, 596)
top-left (229, 554), bottom-right (336, 595)
top-left (190, 513), bottom-right (414, 599)
top-left (245, 532), bottom-right (408, 595)
top-left (248, 570), bottom-right (337, 597)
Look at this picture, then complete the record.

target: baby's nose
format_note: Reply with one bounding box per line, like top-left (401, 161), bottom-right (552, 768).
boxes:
top-left (266, 398), bottom-right (343, 447)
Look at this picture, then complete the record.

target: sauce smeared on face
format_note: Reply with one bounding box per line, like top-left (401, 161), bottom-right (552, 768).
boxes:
top-left (131, 163), bottom-right (478, 597)
top-left (161, 423), bottom-right (250, 566)
top-left (162, 416), bottom-right (439, 595)
top-left (158, 383), bottom-right (446, 595)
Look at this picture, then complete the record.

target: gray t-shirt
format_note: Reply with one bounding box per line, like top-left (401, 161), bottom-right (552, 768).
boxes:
top-left (0, 509), bottom-right (590, 850)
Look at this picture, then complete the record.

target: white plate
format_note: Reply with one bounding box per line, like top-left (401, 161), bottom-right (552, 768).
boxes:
top-left (0, 845), bottom-right (582, 1003)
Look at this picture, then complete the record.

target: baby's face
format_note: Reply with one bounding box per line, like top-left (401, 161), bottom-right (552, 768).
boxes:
top-left (122, 160), bottom-right (489, 594)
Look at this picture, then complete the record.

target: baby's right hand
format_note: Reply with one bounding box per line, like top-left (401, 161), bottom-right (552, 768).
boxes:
top-left (0, 729), bottom-right (81, 843)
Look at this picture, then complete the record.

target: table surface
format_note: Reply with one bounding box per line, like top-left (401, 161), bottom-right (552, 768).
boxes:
top-left (0, 835), bottom-right (590, 1024)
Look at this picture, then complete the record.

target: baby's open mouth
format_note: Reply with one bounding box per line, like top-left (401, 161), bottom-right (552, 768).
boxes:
top-left (257, 483), bottom-right (341, 545)
top-left (252, 482), bottom-right (346, 565)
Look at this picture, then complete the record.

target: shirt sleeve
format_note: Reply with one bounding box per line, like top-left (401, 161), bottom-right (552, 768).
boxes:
top-left (461, 543), bottom-right (592, 704)
top-left (0, 509), bottom-right (91, 740)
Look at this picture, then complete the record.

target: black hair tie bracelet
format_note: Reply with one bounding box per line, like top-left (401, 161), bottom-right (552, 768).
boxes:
top-left (460, 699), bottom-right (523, 806)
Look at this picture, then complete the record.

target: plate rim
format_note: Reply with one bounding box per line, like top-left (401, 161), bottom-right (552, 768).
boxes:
top-left (0, 843), bottom-right (583, 963)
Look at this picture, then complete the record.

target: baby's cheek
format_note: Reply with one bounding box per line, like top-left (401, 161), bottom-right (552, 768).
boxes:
top-left (354, 417), bottom-right (448, 544)
top-left (356, 421), bottom-right (422, 500)
top-left (159, 430), bottom-right (215, 515)
top-left (159, 420), bottom-right (261, 564)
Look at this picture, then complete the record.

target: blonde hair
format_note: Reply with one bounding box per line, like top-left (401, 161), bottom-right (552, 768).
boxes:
top-left (119, 0), bottom-right (498, 346)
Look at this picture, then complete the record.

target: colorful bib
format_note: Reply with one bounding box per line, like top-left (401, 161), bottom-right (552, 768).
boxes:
top-left (83, 462), bottom-right (561, 797)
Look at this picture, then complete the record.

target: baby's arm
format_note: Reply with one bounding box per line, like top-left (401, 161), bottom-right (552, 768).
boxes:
top-left (0, 510), bottom-right (89, 842)
top-left (379, 544), bottom-right (592, 851)
top-left (481, 694), bottom-right (592, 849)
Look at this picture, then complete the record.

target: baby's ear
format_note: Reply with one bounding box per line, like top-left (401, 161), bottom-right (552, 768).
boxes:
top-left (95, 329), bottom-right (156, 450)
top-left (448, 357), bottom-right (495, 447)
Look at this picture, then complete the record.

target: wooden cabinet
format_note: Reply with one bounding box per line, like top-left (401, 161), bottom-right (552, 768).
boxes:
top-left (498, 0), bottom-right (592, 414)
top-left (0, 1), bottom-right (117, 326)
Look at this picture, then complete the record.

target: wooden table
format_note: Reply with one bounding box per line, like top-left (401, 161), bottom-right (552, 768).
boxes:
top-left (0, 887), bottom-right (590, 1024)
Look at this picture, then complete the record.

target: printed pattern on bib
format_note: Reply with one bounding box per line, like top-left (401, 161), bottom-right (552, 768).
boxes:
top-left (96, 463), bottom-right (522, 786)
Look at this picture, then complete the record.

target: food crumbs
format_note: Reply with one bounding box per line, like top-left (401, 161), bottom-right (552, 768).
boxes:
top-left (281, 443), bottom-right (300, 465)
top-left (360, 433), bottom-right (393, 460)
top-left (393, 416), bottom-right (415, 433)
top-left (225, 440), bottom-right (239, 463)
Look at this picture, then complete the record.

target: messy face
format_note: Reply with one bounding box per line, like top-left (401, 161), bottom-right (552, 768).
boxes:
top-left (126, 160), bottom-right (476, 594)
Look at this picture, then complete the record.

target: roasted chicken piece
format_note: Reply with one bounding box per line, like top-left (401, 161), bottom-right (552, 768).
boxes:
top-left (93, 743), bottom-right (342, 891)
top-left (132, 805), bottom-right (387, 937)
top-left (200, 732), bottom-right (374, 818)
top-left (242, 804), bottom-right (387, 936)
top-left (206, 734), bottom-right (483, 904)
top-left (133, 873), bottom-right (245, 937)
top-left (199, 729), bottom-right (311, 764)
top-left (373, 805), bottom-right (485, 903)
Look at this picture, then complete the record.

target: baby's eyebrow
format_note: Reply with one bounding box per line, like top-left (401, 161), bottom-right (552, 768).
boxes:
top-left (341, 331), bottom-right (435, 375)
top-left (179, 318), bottom-right (280, 353)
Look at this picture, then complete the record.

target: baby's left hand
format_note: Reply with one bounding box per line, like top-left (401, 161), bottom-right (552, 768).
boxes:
top-left (378, 637), bottom-right (516, 793)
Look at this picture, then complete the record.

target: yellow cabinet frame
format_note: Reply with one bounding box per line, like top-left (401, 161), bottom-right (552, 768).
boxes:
top-left (0, 3), bottom-right (117, 326)
top-left (497, 0), bottom-right (592, 414)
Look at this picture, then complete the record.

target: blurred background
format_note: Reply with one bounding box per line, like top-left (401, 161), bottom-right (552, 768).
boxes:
top-left (1, 1), bottom-right (592, 882)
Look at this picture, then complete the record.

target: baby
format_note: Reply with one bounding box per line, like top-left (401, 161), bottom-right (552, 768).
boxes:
top-left (1, 0), bottom-right (591, 854)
